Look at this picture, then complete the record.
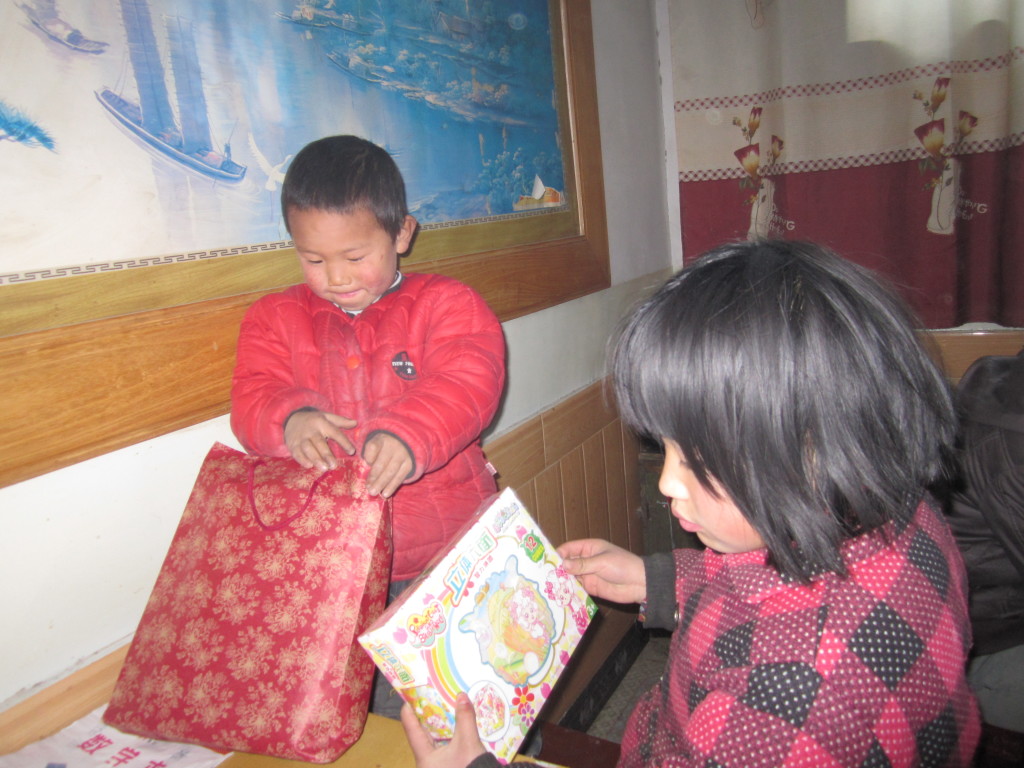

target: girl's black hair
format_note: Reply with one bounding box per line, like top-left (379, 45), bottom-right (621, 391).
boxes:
top-left (281, 135), bottom-right (408, 239)
top-left (611, 240), bottom-right (956, 581)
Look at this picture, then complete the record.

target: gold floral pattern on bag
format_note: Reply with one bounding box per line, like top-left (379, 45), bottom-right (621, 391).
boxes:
top-left (104, 442), bottom-right (391, 763)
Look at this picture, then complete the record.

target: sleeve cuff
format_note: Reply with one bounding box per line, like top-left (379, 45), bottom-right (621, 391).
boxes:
top-left (363, 429), bottom-right (418, 480)
top-left (284, 406), bottom-right (320, 429)
top-left (466, 753), bottom-right (504, 768)
top-left (640, 551), bottom-right (679, 630)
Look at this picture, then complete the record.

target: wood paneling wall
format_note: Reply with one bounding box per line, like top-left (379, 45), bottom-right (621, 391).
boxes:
top-left (921, 328), bottom-right (1024, 385)
top-left (0, 379), bottom-right (645, 753)
top-left (484, 381), bottom-right (642, 555)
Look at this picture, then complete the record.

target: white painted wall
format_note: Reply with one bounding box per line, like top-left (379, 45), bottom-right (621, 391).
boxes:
top-left (0, 0), bottom-right (679, 712)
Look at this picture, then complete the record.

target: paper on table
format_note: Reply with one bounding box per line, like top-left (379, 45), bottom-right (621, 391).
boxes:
top-left (0, 707), bottom-right (228, 768)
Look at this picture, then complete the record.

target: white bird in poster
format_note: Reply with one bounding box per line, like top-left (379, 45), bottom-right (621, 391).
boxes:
top-left (248, 132), bottom-right (293, 191)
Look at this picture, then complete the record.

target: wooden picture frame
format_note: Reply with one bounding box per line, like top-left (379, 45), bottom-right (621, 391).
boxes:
top-left (0, 0), bottom-right (608, 489)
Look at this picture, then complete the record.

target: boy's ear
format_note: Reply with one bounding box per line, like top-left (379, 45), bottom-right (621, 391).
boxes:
top-left (396, 215), bottom-right (418, 254)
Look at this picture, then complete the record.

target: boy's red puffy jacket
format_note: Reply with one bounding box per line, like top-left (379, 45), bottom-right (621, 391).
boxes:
top-left (231, 273), bottom-right (506, 581)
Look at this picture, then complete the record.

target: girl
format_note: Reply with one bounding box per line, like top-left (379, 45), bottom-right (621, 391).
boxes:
top-left (402, 240), bottom-right (980, 767)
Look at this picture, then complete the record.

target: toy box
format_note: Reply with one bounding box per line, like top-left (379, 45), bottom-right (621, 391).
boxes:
top-left (358, 488), bottom-right (597, 763)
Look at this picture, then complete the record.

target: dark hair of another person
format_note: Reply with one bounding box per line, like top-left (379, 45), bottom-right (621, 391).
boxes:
top-left (611, 240), bottom-right (956, 581)
top-left (281, 135), bottom-right (408, 239)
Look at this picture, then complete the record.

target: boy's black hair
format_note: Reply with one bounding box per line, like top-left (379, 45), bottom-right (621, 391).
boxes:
top-left (611, 240), bottom-right (956, 581)
top-left (281, 135), bottom-right (408, 239)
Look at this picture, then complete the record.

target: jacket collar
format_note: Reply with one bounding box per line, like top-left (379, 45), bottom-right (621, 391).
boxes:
top-left (340, 271), bottom-right (404, 317)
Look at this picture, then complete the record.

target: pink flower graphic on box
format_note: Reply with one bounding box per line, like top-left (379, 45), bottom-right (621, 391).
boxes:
top-left (511, 685), bottom-right (535, 716)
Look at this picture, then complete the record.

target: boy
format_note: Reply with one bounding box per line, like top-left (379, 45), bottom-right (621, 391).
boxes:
top-left (231, 134), bottom-right (506, 587)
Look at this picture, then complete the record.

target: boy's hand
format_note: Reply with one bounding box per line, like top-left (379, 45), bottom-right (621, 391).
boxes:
top-left (401, 694), bottom-right (487, 768)
top-left (362, 432), bottom-right (414, 498)
top-left (557, 539), bottom-right (647, 604)
top-left (283, 409), bottom-right (356, 471)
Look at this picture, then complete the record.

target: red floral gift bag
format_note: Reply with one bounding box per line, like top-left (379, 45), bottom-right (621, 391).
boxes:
top-left (104, 442), bottom-right (391, 763)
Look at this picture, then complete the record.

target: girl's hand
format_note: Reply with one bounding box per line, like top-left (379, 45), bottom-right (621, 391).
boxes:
top-left (283, 409), bottom-right (356, 470)
top-left (557, 539), bottom-right (647, 604)
top-left (401, 693), bottom-right (487, 768)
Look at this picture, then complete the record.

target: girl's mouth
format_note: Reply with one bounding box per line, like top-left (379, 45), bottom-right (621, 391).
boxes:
top-left (674, 514), bottom-right (701, 533)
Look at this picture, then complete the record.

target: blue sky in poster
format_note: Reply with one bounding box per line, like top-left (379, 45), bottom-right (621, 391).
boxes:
top-left (0, 0), bottom-right (565, 276)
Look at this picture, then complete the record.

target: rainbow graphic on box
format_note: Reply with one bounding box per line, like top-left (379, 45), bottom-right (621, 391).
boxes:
top-left (358, 488), bottom-right (597, 763)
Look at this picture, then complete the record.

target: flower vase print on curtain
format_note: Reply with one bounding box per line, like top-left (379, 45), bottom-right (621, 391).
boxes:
top-left (732, 106), bottom-right (784, 239)
top-left (913, 77), bottom-right (979, 235)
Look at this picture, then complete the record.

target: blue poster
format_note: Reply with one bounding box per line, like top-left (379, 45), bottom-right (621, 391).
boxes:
top-left (0, 0), bottom-right (565, 278)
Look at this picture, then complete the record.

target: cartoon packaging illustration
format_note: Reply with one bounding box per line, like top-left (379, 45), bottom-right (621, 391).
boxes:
top-left (358, 487), bottom-right (597, 763)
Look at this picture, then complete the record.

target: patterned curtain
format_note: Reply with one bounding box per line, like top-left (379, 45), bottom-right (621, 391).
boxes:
top-left (668, 0), bottom-right (1023, 327)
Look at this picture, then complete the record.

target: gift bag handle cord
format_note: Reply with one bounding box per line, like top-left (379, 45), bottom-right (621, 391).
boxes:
top-left (247, 461), bottom-right (332, 531)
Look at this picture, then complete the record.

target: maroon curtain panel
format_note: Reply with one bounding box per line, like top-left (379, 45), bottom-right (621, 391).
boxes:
top-left (670, 2), bottom-right (1023, 330)
top-left (680, 143), bottom-right (1023, 327)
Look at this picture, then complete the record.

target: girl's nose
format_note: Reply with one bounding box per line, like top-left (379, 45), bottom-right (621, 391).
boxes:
top-left (658, 460), bottom-right (673, 499)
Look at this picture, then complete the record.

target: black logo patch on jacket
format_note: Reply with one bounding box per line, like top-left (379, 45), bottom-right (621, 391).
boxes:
top-left (391, 351), bottom-right (417, 380)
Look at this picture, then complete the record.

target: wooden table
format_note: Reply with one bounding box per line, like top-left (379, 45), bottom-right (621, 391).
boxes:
top-left (219, 716), bottom-right (620, 768)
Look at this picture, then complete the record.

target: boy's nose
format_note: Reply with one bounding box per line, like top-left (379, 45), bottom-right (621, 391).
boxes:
top-left (326, 262), bottom-right (352, 287)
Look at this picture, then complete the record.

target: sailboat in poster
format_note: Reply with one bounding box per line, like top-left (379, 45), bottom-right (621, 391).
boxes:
top-left (95, 0), bottom-right (245, 182)
top-left (19, 0), bottom-right (109, 54)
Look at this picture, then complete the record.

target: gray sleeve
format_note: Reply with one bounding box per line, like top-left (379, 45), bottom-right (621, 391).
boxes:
top-left (466, 753), bottom-right (506, 768)
top-left (641, 551), bottom-right (679, 630)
